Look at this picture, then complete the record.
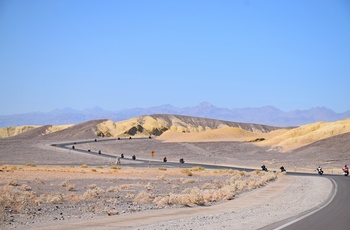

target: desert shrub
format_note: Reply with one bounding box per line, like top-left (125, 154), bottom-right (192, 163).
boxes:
top-left (182, 179), bottom-right (196, 184)
top-left (91, 168), bottom-right (97, 172)
top-left (80, 164), bottom-right (88, 168)
top-left (46, 194), bottom-right (65, 204)
top-left (0, 185), bottom-right (37, 221)
top-left (181, 168), bottom-right (193, 176)
top-left (10, 166), bottom-right (18, 171)
top-left (124, 193), bottom-right (135, 199)
top-left (106, 186), bottom-right (119, 192)
top-left (61, 181), bottom-right (69, 187)
top-left (156, 175), bottom-right (167, 181)
top-left (158, 167), bottom-right (167, 171)
top-left (66, 184), bottom-right (75, 191)
top-left (26, 163), bottom-right (36, 167)
top-left (133, 191), bottom-right (152, 204)
top-left (191, 166), bottom-right (205, 171)
top-left (110, 165), bottom-right (120, 170)
top-left (66, 193), bottom-right (80, 203)
top-left (87, 184), bottom-right (97, 189)
top-left (171, 185), bottom-right (179, 190)
top-left (249, 138), bottom-right (265, 142)
top-left (153, 170), bottom-right (276, 208)
top-left (202, 183), bottom-right (215, 189)
top-left (20, 184), bottom-right (32, 191)
top-left (120, 184), bottom-right (130, 189)
top-left (157, 187), bottom-right (206, 206)
top-left (144, 182), bottom-right (154, 191)
top-left (254, 169), bottom-right (261, 174)
top-left (82, 187), bottom-right (105, 200)
top-left (8, 180), bottom-right (19, 186)
top-left (104, 209), bottom-right (119, 216)
top-left (96, 166), bottom-right (103, 169)
top-left (61, 181), bottom-right (75, 191)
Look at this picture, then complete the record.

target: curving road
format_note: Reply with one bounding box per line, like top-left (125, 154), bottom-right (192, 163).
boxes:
top-left (52, 138), bottom-right (350, 230)
top-left (267, 175), bottom-right (349, 230)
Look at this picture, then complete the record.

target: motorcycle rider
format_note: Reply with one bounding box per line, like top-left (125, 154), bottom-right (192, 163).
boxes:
top-left (317, 166), bottom-right (323, 175)
top-left (261, 165), bottom-right (267, 172)
top-left (343, 165), bottom-right (349, 176)
top-left (280, 166), bottom-right (286, 172)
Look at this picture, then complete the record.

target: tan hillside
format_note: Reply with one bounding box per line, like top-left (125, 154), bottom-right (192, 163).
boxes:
top-left (256, 118), bottom-right (350, 152)
top-left (158, 127), bottom-right (288, 143)
top-left (3, 124), bottom-right (73, 140)
top-left (96, 114), bottom-right (284, 138)
top-left (0, 125), bottom-right (41, 138)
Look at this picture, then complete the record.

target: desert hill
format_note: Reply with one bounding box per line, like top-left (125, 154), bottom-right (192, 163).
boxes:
top-left (96, 114), bottom-right (285, 138)
top-left (157, 118), bottom-right (350, 152)
top-left (39, 119), bottom-right (107, 140)
top-left (0, 125), bottom-right (39, 138)
top-left (1, 115), bottom-right (350, 154)
top-left (289, 132), bottom-right (350, 163)
top-left (255, 118), bottom-right (350, 152)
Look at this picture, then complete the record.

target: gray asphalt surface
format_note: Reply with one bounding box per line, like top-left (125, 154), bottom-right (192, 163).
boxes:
top-left (53, 138), bottom-right (350, 230)
top-left (268, 175), bottom-right (349, 230)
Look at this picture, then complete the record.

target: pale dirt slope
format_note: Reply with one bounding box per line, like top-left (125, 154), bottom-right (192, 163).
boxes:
top-left (0, 125), bottom-right (40, 138)
top-left (255, 118), bottom-right (350, 152)
top-left (1, 115), bottom-right (350, 157)
top-left (96, 114), bottom-right (285, 138)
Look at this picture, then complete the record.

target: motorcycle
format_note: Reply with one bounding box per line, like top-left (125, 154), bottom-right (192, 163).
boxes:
top-left (261, 165), bottom-right (268, 172)
top-left (280, 166), bottom-right (286, 173)
top-left (343, 168), bottom-right (349, 176)
top-left (317, 167), bottom-right (323, 175)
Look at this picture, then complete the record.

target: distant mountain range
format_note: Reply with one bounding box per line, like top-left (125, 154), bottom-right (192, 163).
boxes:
top-left (1, 102), bottom-right (349, 127)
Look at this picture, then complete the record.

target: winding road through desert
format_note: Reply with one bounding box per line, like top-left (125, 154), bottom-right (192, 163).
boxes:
top-left (53, 138), bottom-right (350, 230)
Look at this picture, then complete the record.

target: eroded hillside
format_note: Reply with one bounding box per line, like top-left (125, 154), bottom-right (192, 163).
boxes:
top-left (2, 115), bottom-right (350, 154)
top-left (255, 118), bottom-right (350, 152)
top-left (96, 114), bottom-right (283, 138)
top-left (0, 126), bottom-right (39, 138)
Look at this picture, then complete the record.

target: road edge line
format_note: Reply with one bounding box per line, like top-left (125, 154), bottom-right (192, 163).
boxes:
top-left (272, 177), bottom-right (337, 230)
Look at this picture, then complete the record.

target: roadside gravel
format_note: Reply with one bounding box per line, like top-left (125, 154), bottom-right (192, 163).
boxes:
top-left (35, 175), bottom-right (332, 230)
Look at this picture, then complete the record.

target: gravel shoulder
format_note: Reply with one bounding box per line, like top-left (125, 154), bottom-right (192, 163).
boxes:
top-left (34, 175), bottom-right (332, 230)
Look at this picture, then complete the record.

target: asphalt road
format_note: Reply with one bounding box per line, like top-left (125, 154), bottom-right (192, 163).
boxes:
top-left (52, 138), bottom-right (350, 230)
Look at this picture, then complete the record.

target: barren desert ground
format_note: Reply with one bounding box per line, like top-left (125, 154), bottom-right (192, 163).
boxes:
top-left (0, 116), bottom-right (349, 229)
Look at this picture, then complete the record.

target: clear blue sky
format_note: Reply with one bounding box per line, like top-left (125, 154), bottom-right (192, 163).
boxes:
top-left (1, 0), bottom-right (349, 115)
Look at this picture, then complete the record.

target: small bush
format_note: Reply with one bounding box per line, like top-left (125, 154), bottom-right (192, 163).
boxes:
top-left (120, 184), bottom-right (130, 189)
top-left (144, 182), bottom-right (154, 191)
top-left (8, 180), bottom-right (19, 186)
top-left (106, 186), bottom-right (119, 192)
top-left (82, 187), bottom-right (105, 200)
top-left (87, 184), bottom-right (97, 189)
top-left (158, 167), bottom-right (167, 171)
top-left (181, 169), bottom-right (193, 176)
top-left (110, 165), bottom-right (120, 170)
top-left (66, 184), bottom-right (75, 191)
top-left (192, 166), bottom-right (205, 171)
top-left (80, 164), bottom-right (88, 168)
top-left (61, 181), bottom-right (76, 191)
top-left (133, 191), bottom-right (152, 204)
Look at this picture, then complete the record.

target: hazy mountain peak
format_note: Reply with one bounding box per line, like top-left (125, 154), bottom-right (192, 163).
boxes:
top-left (0, 104), bottom-right (349, 127)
